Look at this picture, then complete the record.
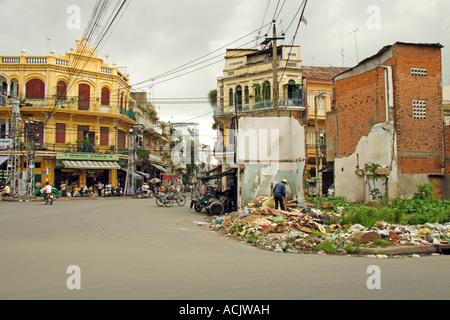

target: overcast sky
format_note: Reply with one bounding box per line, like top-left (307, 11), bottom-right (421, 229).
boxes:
top-left (0, 0), bottom-right (449, 146)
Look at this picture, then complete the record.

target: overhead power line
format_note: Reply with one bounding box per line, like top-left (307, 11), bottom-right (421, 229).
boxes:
top-left (130, 22), bottom-right (272, 89)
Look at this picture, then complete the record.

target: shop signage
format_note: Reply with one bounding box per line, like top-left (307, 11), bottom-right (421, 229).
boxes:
top-left (0, 139), bottom-right (12, 151)
top-left (56, 153), bottom-right (119, 161)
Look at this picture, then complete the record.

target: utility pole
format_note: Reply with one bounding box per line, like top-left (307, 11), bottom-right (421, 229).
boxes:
top-left (24, 119), bottom-right (38, 196)
top-left (6, 97), bottom-right (21, 195)
top-left (314, 92), bottom-right (325, 197)
top-left (262, 21), bottom-right (285, 109)
top-left (125, 124), bottom-right (143, 196)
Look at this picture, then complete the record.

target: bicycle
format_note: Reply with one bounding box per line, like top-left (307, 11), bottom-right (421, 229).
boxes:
top-left (155, 193), bottom-right (174, 207)
top-left (155, 191), bottom-right (186, 207)
top-left (171, 191), bottom-right (186, 206)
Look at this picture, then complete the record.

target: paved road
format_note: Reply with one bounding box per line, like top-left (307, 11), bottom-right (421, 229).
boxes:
top-left (0, 197), bottom-right (449, 300)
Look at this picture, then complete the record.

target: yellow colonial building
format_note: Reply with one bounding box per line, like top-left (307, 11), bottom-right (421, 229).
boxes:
top-left (214, 45), bottom-right (305, 161)
top-left (302, 66), bottom-right (348, 195)
top-left (0, 39), bottom-right (166, 194)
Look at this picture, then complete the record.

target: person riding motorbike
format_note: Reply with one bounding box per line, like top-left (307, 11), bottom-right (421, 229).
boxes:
top-left (141, 182), bottom-right (150, 197)
top-left (41, 182), bottom-right (53, 201)
top-left (0, 184), bottom-right (11, 199)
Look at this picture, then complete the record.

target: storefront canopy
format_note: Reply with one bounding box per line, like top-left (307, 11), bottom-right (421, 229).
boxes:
top-left (0, 155), bottom-right (8, 166)
top-left (62, 160), bottom-right (121, 170)
top-left (151, 164), bottom-right (168, 173)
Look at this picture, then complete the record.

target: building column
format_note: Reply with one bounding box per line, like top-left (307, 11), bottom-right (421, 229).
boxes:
top-left (109, 169), bottom-right (118, 187)
top-left (80, 169), bottom-right (87, 187)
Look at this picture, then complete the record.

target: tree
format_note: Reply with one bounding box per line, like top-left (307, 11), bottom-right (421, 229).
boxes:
top-left (208, 89), bottom-right (217, 107)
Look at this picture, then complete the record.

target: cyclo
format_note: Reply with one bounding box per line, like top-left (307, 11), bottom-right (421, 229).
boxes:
top-left (155, 188), bottom-right (186, 207)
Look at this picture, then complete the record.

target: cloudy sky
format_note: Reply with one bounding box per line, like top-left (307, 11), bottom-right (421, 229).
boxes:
top-left (0, 0), bottom-right (449, 146)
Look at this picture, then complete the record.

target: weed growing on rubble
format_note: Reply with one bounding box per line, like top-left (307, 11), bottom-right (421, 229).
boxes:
top-left (308, 183), bottom-right (450, 227)
top-left (313, 241), bottom-right (361, 254)
top-left (314, 241), bottom-right (337, 253)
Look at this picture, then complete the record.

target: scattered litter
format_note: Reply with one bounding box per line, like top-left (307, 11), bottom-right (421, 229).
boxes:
top-left (209, 197), bottom-right (450, 256)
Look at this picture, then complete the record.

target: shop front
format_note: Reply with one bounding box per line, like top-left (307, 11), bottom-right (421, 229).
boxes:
top-left (56, 153), bottom-right (121, 190)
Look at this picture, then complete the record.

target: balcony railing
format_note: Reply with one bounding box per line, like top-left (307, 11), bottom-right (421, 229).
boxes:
top-left (119, 107), bottom-right (136, 121)
top-left (214, 98), bottom-right (304, 116)
top-left (13, 97), bottom-right (137, 122)
top-left (0, 55), bottom-right (125, 82)
top-left (32, 142), bottom-right (130, 156)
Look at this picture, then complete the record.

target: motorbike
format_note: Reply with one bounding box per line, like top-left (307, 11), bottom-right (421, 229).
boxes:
top-left (44, 193), bottom-right (54, 205)
top-left (191, 196), bottom-right (224, 216)
top-left (2, 193), bottom-right (18, 202)
top-left (112, 186), bottom-right (123, 197)
top-left (191, 190), bottom-right (223, 215)
top-left (191, 189), bottom-right (235, 215)
top-left (74, 188), bottom-right (92, 197)
top-left (102, 186), bottom-right (113, 197)
top-left (133, 187), bottom-right (150, 199)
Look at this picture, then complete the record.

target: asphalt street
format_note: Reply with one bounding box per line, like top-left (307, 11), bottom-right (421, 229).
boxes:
top-left (0, 196), bottom-right (449, 300)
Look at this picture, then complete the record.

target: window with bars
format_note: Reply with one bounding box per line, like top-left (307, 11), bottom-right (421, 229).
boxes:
top-left (412, 100), bottom-right (426, 119)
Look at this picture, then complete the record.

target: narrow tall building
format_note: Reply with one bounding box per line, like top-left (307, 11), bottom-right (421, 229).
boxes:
top-left (327, 42), bottom-right (445, 201)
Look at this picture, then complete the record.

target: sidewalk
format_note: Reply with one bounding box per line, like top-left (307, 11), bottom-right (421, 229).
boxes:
top-left (15, 195), bottom-right (131, 202)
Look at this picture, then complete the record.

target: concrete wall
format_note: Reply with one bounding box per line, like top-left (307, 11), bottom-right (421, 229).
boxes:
top-left (237, 116), bottom-right (306, 206)
top-left (334, 124), bottom-right (394, 202)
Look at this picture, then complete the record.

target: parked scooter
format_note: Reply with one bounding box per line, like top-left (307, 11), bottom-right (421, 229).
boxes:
top-left (133, 187), bottom-right (150, 199)
top-left (112, 186), bottom-right (123, 197)
top-left (102, 185), bottom-right (113, 197)
top-left (191, 189), bottom-right (235, 215)
top-left (73, 188), bottom-right (92, 197)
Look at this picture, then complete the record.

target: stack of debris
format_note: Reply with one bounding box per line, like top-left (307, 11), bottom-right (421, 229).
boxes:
top-left (209, 196), bottom-right (450, 256)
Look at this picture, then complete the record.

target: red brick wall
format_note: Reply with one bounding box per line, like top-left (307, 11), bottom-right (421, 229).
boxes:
top-left (333, 66), bottom-right (388, 157)
top-left (445, 125), bottom-right (450, 175)
top-left (393, 44), bottom-right (443, 158)
top-left (333, 43), bottom-right (444, 176)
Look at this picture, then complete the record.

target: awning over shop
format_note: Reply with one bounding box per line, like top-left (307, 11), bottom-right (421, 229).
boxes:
top-left (120, 169), bottom-right (142, 180)
top-left (0, 155), bottom-right (9, 166)
top-left (200, 168), bottom-right (237, 181)
top-left (151, 163), bottom-right (168, 173)
top-left (136, 171), bottom-right (150, 179)
top-left (62, 160), bottom-right (121, 170)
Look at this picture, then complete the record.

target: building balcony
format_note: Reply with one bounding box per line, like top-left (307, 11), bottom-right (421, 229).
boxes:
top-left (3, 97), bottom-right (136, 122)
top-left (0, 55), bottom-right (126, 81)
top-left (214, 98), bottom-right (305, 117)
top-left (28, 142), bottom-right (129, 156)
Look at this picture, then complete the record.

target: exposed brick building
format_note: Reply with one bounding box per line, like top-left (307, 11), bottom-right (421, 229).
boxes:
top-left (327, 42), bottom-right (446, 201)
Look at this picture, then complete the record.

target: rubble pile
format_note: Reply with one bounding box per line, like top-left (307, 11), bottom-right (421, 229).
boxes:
top-left (210, 197), bottom-right (450, 256)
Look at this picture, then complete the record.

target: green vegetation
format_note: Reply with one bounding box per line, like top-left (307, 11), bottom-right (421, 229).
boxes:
top-left (309, 182), bottom-right (450, 227)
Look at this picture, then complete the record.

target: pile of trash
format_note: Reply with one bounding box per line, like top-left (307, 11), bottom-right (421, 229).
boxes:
top-left (209, 196), bottom-right (450, 256)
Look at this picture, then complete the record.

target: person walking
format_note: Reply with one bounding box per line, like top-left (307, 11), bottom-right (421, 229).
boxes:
top-left (190, 182), bottom-right (200, 208)
top-left (273, 179), bottom-right (287, 211)
top-left (97, 181), bottom-right (103, 197)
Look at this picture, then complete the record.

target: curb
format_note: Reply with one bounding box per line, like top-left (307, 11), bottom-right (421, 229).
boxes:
top-left (359, 244), bottom-right (450, 256)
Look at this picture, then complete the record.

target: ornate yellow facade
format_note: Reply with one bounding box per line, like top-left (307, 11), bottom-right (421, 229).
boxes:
top-left (0, 39), bottom-right (157, 193)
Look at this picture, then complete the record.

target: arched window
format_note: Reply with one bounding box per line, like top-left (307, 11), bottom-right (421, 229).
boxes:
top-left (101, 87), bottom-right (110, 106)
top-left (26, 78), bottom-right (45, 99)
top-left (120, 93), bottom-right (124, 109)
top-left (235, 86), bottom-right (242, 111)
top-left (253, 83), bottom-right (261, 103)
top-left (78, 83), bottom-right (90, 110)
top-left (262, 81), bottom-right (271, 101)
top-left (229, 88), bottom-right (234, 107)
top-left (244, 86), bottom-right (249, 105)
top-left (287, 79), bottom-right (302, 105)
top-left (56, 81), bottom-right (67, 100)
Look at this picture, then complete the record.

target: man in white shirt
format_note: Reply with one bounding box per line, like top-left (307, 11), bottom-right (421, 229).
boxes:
top-left (42, 182), bottom-right (53, 200)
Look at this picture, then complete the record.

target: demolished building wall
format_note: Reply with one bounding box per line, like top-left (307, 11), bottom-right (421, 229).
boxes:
top-left (237, 116), bottom-right (306, 206)
top-left (330, 42), bottom-right (444, 201)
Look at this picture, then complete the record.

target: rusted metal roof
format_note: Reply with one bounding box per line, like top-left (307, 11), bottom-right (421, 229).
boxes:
top-left (302, 66), bottom-right (350, 81)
